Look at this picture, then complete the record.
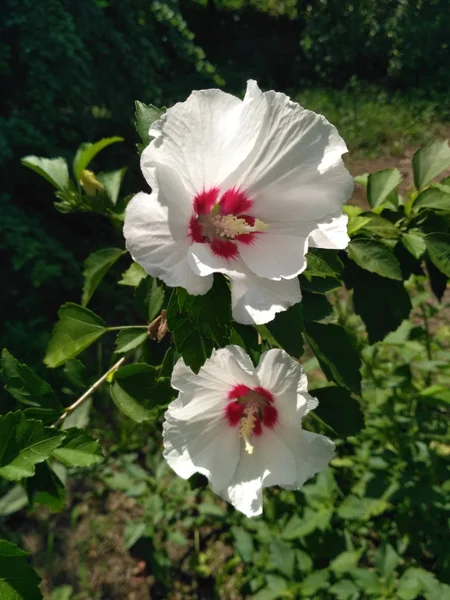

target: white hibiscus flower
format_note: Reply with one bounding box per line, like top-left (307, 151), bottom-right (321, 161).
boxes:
top-left (124, 80), bottom-right (353, 325)
top-left (163, 346), bottom-right (335, 517)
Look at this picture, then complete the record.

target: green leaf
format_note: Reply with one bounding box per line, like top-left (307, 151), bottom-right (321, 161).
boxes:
top-left (375, 544), bottom-right (399, 581)
top-left (402, 233), bottom-right (426, 259)
top-left (114, 329), bottom-right (149, 354)
top-left (0, 485), bottom-right (28, 516)
top-left (96, 168), bottom-right (127, 206)
top-left (63, 359), bottom-right (87, 389)
top-left (47, 585), bottom-right (74, 600)
top-left (348, 239), bottom-right (402, 280)
top-left (282, 508), bottom-right (332, 540)
top-left (257, 303), bottom-right (304, 357)
top-left (425, 233), bottom-right (450, 277)
top-left (0, 413), bottom-right (65, 481)
top-left (413, 186), bottom-right (450, 212)
top-left (338, 496), bottom-right (390, 521)
top-left (0, 540), bottom-right (42, 600)
top-left (135, 101), bottom-right (163, 148)
top-left (135, 277), bottom-right (165, 322)
top-left (304, 248), bottom-right (343, 279)
top-left (62, 399), bottom-right (92, 430)
top-left (305, 323), bottom-right (361, 394)
top-left (419, 384), bottom-right (450, 408)
top-left (412, 140), bottom-right (450, 189)
top-left (25, 462), bottom-right (66, 511)
top-left (367, 168), bottom-right (402, 208)
top-left (52, 428), bottom-right (103, 467)
top-left (330, 550), bottom-right (363, 576)
top-left (119, 263), bottom-right (147, 287)
top-left (300, 570), bottom-right (330, 597)
top-left (1, 350), bottom-right (62, 422)
top-left (329, 579), bottom-right (359, 600)
top-left (312, 387), bottom-right (364, 437)
top-left (358, 214), bottom-right (400, 239)
top-left (269, 538), bottom-right (295, 578)
top-left (230, 324), bottom-right (261, 366)
top-left (110, 364), bottom-right (172, 422)
top-left (45, 303), bottom-right (108, 368)
top-left (231, 527), bottom-right (254, 562)
top-left (426, 258), bottom-right (448, 301)
top-left (351, 270), bottom-right (412, 344)
top-left (348, 568), bottom-right (382, 595)
top-left (21, 155), bottom-right (70, 192)
top-left (82, 248), bottom-right (125, 306)
top-left (167, 277), bottom-right (231, 372)
top-left (300, 276), bottom-right (341, 294)
top-left (301, 291), bottom-right (333, 322)
top-left (73, 137), bottom-right (123, 182)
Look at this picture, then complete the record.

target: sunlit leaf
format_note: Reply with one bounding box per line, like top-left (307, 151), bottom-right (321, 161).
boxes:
top-left (52, 428), bottom-right (103, 467)
top-left (73, 137), bottom-right (123, 182)
top-left (348, 238), bottom-right (402, 280)
top-left (367, 168), bottom-right (402, 208)
top-left (45, 303), bottom-right (108, 368)
top-left (21, 155), bottom-right (70, 192)
top-left (412, 140), bottom-right (450, 189)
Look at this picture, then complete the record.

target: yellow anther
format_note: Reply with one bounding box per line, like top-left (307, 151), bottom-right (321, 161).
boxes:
top-left (213, 215), bottom-right (268, 239)
top-left (239, 405), bottom-right (257, 455)
top-left (80, 169), bottom-right (104, 196)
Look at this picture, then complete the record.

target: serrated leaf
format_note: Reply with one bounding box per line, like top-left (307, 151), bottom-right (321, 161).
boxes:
top-left (257, 303), bottom-right (304, 357)
top-left (402, 233), bottom-right (426, 259)
top-left (114, 328), bottom-right (148, 354)
top-left (305, 323), bottom-right (361, 394)
top-left (25, 462), bottom-right (66, 511)
top-left (21, 155), bottom-right (70, 191)
top-left (52, 428), bottom-right (103, 467)
top-left (0, 540), bottom-right (42, 600)
top-left (367, 168), bottom-right (402, 208)
top-left (329, 579), bottom-right (359, 600)
top-left (413, 186), bottom-right (450, 212)
top-left (82, 248), bottom-right (125, 306)
top-left (96, 168), bottom-right (127, 206)
top-left (73, 137), bottom-right (123, 182)
top-left (1, 350), bottom-right (62, 420)
top-left (348, 238), bottom-right (402, 280)
top-left (304, 248), bottom-right (343, 279)
top-left (135, 101), bottom-right (163, 148)
top-left (330, 550), bottom-right (363, 576)
top-left (135, 276), bottom-right (165, 322)
top-left (412, 140), bottom-right (450, 190)
top-left (45, 303), bottom-right (108, 368)
top-left (425, 233), bottom-right (450, 277)
top-left (119, 263), bottom-right (147, 287)
top-left (351, 269), bottom-right (412, 343)
top-left (358, 214), bottom-right (400, 238)
top-left (0, 413), bottom-right (65, 481)
top-left (167, 277), bottom-right (231, 372)
top-left (110, 364), bottom-right (172, 422)
top-left (300, 569), bottom-right (330, 597)
top-left (312, 387), bottom-right (363, 437)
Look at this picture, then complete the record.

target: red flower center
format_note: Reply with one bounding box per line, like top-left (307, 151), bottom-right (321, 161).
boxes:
top-left (189, 187), bottom-right (264, 259)
top-left (225, 384), bottom-right (278, 453)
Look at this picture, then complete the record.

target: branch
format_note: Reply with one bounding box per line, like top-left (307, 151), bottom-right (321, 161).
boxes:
top-left (52, 356), bottom-right (126, 429)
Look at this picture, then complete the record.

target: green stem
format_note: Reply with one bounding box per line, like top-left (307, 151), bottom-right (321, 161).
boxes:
top-left (108, 325), bottom-right (148, 331)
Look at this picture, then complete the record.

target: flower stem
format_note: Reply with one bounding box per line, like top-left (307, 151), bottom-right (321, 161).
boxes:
top-left (108, 325), bottom-right (149, 331)
top-left (51, 356), bottom-right (126, 429)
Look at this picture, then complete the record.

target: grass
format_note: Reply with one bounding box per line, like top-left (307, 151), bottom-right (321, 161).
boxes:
top-left (295, 85), bottom-right (449, 157)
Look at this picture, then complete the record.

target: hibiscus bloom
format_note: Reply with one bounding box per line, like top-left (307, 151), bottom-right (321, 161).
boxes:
top-left (124, 80), bottom-right (353, 324)
top-left (163, 346), bottom-right (335, 517)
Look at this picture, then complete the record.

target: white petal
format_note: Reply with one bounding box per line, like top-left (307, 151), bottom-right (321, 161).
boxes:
top-left (151, 163), bottom-right (194, 240)
top-left (308, 214), bottom-right (350, 249)
top-left (170, 349), bottom-right (256, 420)
top-left (280, 428), bottom-right (335, 490)
top-left (163, 410), bottom-right (241, 491)
top-left (123, 191), bottom-right (212, 295)
top-left (217, 428), bottom-right (297, 517)
top-left (239, 233), bottom-right (309, 280)
top-left (255, 349), bottom-right (307, 421)
top-left (230, 271), bottom-right (302, 325)
top-left (142, 82), bottom-right (267, 196)
top-left (226, 88), bottom-right (353, 223)
top-left (188, 243), bottom-right (238, 277)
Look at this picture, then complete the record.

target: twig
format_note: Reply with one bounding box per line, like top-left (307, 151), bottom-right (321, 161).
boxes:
top-left (51, 356), bottom-right (126, 428)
